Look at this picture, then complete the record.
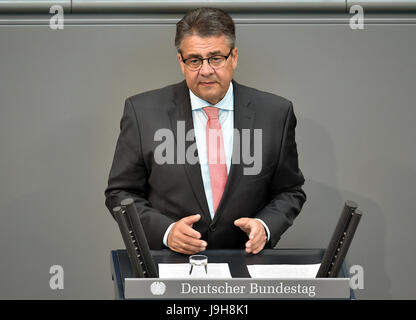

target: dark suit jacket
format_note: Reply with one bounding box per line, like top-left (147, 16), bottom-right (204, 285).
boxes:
top-left (105, 79), bottom-right (306, 250)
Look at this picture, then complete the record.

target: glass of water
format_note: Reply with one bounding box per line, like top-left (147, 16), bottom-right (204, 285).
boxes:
top-left (189, 255), bottom-right (208, 277)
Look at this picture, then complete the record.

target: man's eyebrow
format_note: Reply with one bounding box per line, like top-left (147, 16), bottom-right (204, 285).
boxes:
top-left (183, 50), bottom-right (225, 58)
top-left (183, 53), bottom-right (203, 58)
top-left (207, 50), bottom-right (223, 55)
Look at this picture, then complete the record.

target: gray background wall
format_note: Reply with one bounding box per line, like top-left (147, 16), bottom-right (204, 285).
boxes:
top-left (0, 13), bottom-right (415, 299)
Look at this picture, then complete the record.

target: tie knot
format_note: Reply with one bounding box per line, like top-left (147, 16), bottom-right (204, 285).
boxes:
top-left (203, 106), bottom-right (219, 120)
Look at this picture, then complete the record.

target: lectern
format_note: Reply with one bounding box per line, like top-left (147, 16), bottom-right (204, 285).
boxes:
top-left (110, 248), bottom-right (356, 300)
top-left (110, 199), bottom-right (361, 299)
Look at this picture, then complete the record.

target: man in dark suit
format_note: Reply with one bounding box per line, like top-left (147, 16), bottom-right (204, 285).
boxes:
top-left (105, 8), bottom-right (306, 255)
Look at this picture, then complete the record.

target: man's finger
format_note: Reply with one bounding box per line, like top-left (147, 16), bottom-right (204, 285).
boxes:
top-left (253, 235), bottom-right (267, 254)
top-left (251, 242), bottom-right (266, 254)
top-left (249, 223), bottom-right (259, 240)
top-left (251, 226), bottom-right (265, 246)
top-left (234, 218), bottom-right (252, 234)
top-left (179, 234), bottom-right (207, 249)
top-left (184, 242), bottom-right (207, 252)
top-left (172, 226), bottom-right (206, 250)
top-left (173, 245), bottom-right (201, 255)
top-left (182, 214), bottom-right (201, 226)
top-left (246, 233), bottom-right (267, 254)
top-left (181, 224), bottom-right (201, 239)
top-left (234, 218), bottom-right (250, 227)
top-left (170, 237), bottom-right (206, 255)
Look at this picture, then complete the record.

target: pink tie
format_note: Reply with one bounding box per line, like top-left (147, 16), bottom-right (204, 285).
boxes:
top-left (203, 107), bottom-right (228, 214)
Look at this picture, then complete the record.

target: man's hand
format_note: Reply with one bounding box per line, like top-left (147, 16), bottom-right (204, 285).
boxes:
top-left (167, 214), bottom-right (207, 255)
top-left (234, 218), bottom-right (267, 254)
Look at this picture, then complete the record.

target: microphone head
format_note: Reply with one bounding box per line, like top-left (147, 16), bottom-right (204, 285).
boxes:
top-left (120, 198), bottom-right (134, 206)
top-left (345, 200), bottom-right (358, 210)
top-left (112, 206), bottom-right (122, 213)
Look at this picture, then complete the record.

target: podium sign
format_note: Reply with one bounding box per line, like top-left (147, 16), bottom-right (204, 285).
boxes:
top-left (124, 278), bottom-right (350, 299)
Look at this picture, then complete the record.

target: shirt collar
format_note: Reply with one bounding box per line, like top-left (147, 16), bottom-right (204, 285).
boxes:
top-left (189, 82), bottom-right (234, 111)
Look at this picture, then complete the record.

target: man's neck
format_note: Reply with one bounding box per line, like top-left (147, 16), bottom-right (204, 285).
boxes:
top-left (189, 82), bottom-right (233, 107)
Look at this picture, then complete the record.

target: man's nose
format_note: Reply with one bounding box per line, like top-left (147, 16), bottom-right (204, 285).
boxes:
top-left (199, 59), bottom-right (215, 75)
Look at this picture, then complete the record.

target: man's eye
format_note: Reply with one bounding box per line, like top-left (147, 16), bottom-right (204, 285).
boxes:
top-left (211, 57), bottom-right (222, 62)
top-left (189, 59), bottom-right (201, 64)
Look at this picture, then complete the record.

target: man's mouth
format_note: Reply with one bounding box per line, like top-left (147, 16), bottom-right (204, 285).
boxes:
top-left (200, 81), bottom-right (216, 86)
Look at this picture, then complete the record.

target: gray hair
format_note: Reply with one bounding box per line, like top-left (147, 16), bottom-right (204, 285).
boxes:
top-left (175, 7), bottom-right (236, 52)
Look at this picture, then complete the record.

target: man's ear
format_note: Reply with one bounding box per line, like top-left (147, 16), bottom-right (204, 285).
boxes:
top-left (177, 53), bottom-right (185, 75)
top-left (231, 47), bottom-right (238, 70)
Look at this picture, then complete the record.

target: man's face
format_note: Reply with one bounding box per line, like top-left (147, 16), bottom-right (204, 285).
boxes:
top-left (177, 34), bottom-right (238, 105)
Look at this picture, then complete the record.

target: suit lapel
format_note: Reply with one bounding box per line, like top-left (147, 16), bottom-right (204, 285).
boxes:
top-left (170, 81), bottom-right (211, 220)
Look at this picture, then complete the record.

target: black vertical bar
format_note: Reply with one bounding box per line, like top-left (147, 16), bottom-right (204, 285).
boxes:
top-left (121, 198), bottom-right (159, 278)
top-left (316, 200), bottom-right (358, 278)
top-left (329, 209), bottom-right (362, 277)
top-left (113, 206), bottom-right (145, 278)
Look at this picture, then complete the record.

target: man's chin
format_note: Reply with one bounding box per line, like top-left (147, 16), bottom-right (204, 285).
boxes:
top-left (200, 94), bottom-right (221, 105)
top-left (195, 88), bottom-right (221, 103)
